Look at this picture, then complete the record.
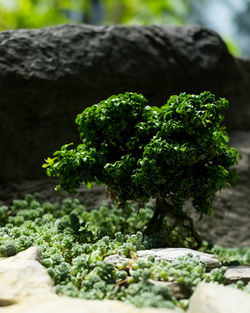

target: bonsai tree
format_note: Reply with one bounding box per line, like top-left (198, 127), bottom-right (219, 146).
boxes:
top-left (43, 91), bottom-right (240, 248)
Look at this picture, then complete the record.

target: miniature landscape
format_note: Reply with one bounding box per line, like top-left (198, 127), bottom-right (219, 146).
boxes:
top-left (0, 23), bottom-right (250, 313)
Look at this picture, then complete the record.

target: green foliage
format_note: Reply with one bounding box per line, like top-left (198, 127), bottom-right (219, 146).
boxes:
top-left (223, 36), bottom-right (242, 57)
top-left (204, 243), bottom-right (250, 295)
top-left (231, 280), bottom-right (250, 295)
top-left (209, 244), bottom-right (250, 266)
top-left (0, 0), bottom-right (70, 30)
top-left (44, 91), bottom-right (240, 222)
top-left (0, 194), bottom-right (241, 311)
top-left (105, 0), bottom-right (196, 25)
top-left (0, 0), bottom-right (197, 30)
top-left (0, 205), bottom-right (8, 226)
top-left (0, 242), bottom-right (17, 257)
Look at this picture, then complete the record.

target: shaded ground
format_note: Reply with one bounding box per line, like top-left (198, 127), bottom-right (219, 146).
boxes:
top-left (188, 131), bottom-right (250, 247)
top-left (0, 179), bottom-right (111, 211)
top-left (0, 132), bottom-right (249, 248)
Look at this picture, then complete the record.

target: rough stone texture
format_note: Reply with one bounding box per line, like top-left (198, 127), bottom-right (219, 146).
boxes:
top-left (225, 265), bottom-right (250, 285)
top-left (0, 247), bottom-right (174, 313)
top-left (188, 282), bottom-right (250, 313)
top-left (0, 23), bottom-right (248, 182)
top-left (105, 254), bottom-right (129, 264)
top-left (105, 248), bottom-right (221, 270)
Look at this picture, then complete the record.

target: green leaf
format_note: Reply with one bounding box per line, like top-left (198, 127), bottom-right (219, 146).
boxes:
top-left (87, 182), bottom-right (93, 189)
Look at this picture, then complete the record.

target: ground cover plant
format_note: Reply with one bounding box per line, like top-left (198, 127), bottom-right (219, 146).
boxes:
top-left (43, 91), bottom-right (241, 248)
top-left (1, 195), bottom-right (250, 311)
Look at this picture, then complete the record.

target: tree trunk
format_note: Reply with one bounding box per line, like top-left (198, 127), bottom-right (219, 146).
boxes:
top-left (145, 197), bottom-right (202, 249)
top-left (144, 197), bottom-right (168, 234)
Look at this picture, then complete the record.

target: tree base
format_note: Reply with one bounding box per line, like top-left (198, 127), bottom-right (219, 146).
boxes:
top-left (144, 198), bottom-right (202, 250)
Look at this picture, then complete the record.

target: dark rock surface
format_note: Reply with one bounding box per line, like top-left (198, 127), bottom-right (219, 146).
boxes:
top-left (0, 24), bottom-right (249, 181)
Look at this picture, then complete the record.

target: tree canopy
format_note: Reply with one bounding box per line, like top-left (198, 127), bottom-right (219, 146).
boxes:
top-left (44, 91), bottom-right (240, 248)
top-left (44, 92), bottom-right (240, 212)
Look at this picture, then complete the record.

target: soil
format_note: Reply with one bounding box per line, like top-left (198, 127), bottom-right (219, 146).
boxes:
top-left (0, 131), bottom-right (249, 249)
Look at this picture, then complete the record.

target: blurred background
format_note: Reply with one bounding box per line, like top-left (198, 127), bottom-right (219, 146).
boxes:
top-left (0, 0), bottom-right (249, 57)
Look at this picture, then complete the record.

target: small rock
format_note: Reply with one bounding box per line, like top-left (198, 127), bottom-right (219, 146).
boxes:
top-left (104, 254), bottom-right (129, 264)
top-left (105, 248), bottom-right (221, 270)
top-left (138, 248), bottom-right (221, 269)
top-left (148, 279), bottom-right (192, 300)
top-left (188, 282), bottom-right (250, 313)
top-left (225, 265), bottom-right (250, 284)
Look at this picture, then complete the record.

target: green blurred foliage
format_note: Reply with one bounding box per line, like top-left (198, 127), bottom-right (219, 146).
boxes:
top-left (223, 36), bottom-right (242, 58)
top-left (0, 0), bottom-right (70, 29)
top-left (0, 0), bottom-right (196, 30)
top-left (103, 0), bottom-right (194, 25)
top-left (0, 0), bottom-right (241, 56)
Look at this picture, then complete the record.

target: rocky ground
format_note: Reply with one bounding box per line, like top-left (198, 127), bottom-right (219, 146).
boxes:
top-left (0, 131), bottom-right (249, 249)
top-left (1, 247), bottom-right (250, 313)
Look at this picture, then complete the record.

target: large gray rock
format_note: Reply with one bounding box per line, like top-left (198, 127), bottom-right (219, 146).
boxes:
top-left (188, 282), bottom-right (250, 313)
top-left (0, 24), bottom-right (248, 181)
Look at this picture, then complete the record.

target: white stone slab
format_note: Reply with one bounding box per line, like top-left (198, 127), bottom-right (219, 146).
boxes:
top-left (188, 282), bottom-right (250, 313)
